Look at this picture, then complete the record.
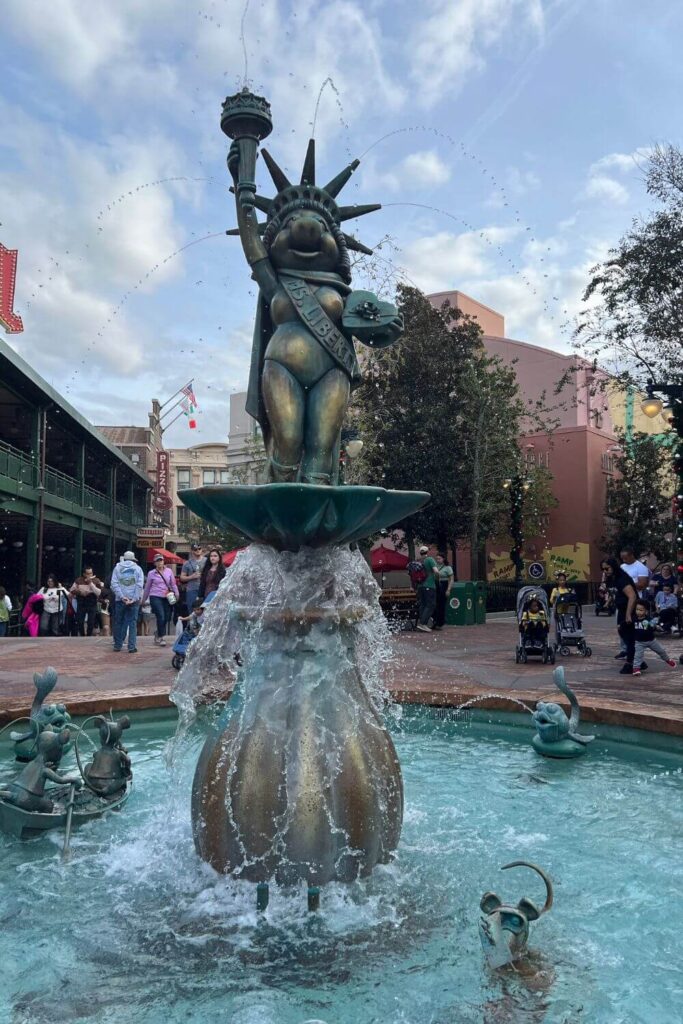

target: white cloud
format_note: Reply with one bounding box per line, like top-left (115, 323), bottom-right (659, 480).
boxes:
top-left (366, 149), bottom-right (451, 193)
top-left (402, 225), bottom-right (521, 293)
top-left (407, 0), bottom-right (545, 106)
top-left (583, 174), bottom-right (629, 205)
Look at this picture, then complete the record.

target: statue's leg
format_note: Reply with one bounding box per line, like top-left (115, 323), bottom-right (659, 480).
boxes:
top-left (301, 368), bottom-right (350, 484)
top-left (262, 359), bottom-right (305, 482)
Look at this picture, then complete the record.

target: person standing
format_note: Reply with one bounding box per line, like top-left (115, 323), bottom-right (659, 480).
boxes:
top-left (619, 547), bottom-right (650, 586)
top-left (143, 553), bottom-right (180, 646)
top-left (69, 567), bottom-right (102, 636)
top-left (37, 575), bottom-right (69, 636)
top-left (602, 557), bottom-right (638, 674)
top-left (655, 584), bottom-right (679, 634)
top-left (432, 553), bottom-right (454, 631)
top-left (0, 586), bottom-right (11, 637)
top-left (631, 599), bottom-right (677, 676)
top-left (181, 544), bottom-right (205, 613)
top-left (416, 545), bottom-right (439, 633)
top-left (197, 548), bottom-right (226, 603)
top-left (110, 551), bottom-right (144, 653)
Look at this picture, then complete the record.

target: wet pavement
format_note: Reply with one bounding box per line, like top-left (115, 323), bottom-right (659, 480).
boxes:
top-left (1, 612), bottom-right (682, 732)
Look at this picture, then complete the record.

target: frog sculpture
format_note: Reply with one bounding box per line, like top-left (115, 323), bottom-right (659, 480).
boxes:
top-left (10, 667), bottom-right (72, 762)
top-left (81, 715), bottom-right (132, 797)
top-left (479, 861), bottom-right (554, 969)
top-left (0, 729), bottom-right (81, 813)
top-left (532, 666), bottom-right (594, 758)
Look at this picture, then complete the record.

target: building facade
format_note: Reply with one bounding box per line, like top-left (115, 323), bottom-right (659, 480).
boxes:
top-left (0, 337), bottom-right (151, 602)
top-left (428, 291), bottom-right (668, 581)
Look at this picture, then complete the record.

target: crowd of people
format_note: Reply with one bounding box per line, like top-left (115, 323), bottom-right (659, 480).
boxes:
top-left (0, 543), bottom-right (228, 652)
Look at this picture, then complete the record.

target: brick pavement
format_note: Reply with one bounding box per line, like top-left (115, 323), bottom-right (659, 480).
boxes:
top-left (1, 612), bottom-right (682, 733)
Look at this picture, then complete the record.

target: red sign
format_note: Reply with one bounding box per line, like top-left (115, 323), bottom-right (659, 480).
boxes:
top-left (0, 244), bottom-right (24, 334)
top-left (154, 451), bottom-right (172, 511)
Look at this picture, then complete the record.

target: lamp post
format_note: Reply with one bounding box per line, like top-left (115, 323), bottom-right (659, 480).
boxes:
top-left (640, 382), bottom-right (683, 563)
top-left (503, 475), bottom-right (532, 586)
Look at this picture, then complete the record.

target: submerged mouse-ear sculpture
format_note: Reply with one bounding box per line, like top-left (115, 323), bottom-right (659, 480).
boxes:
top-left (532, 666), bottom-right (594, 758)
top-left (479, 861), bottom-right (554, 968)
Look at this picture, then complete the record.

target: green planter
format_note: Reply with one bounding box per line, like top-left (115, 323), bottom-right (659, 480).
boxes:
top-left (446, 582), bottom-right (475, 625)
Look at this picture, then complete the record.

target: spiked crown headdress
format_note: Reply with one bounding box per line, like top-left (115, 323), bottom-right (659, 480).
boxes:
top-left (228, 139), bottom-right (380, 266)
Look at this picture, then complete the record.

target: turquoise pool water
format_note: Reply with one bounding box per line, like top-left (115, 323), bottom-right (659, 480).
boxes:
top-left (1, 708), bottom-right (682, 1024)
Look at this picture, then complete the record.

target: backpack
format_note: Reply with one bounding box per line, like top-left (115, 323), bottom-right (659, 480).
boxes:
top-left (407, 560), bottom-right (427, 589)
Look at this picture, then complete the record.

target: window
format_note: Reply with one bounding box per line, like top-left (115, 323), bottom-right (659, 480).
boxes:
top-left (220, 470), bottom-right (231, 484)
top-left (176, 506), bottom-right (192, 533)
top-left (177, 468), bottom-right (191, 487)
top-left (202, 469), bottom-right (216, 485)
top-left (601, 453), bottom-right (615, 474)
top-left (131, 452), bottom-right (140, 466)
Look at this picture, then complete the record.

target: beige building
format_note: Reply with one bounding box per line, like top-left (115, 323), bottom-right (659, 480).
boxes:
top-left (101, 391), bottom-right (264, 554)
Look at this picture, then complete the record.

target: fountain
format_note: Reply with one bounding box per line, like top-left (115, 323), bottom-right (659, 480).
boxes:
top-left (175, 90), bottom-right (429, 888)
top-left (531, 667), bottom-right (594, 759)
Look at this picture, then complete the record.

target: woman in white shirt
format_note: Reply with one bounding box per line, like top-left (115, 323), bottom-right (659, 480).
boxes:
top-left (38, 574), bottom-right (69, 636)
top-left (0, 585), bottom-right (11, 637)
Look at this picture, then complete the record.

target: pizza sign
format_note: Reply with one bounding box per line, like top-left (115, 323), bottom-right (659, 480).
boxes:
top-left (0, 244), bottom-right (24, 334)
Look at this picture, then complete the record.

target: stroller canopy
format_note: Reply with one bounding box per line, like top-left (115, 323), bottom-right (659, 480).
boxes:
top-left (516, 586), bottom-right (549, 619)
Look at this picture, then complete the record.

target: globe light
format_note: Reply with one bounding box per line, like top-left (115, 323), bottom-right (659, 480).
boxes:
top-left (502, 479), bottom-right (512, 489)
top-left (345, 439), bottom-right (364, 459)
top-left (641, 395), bottom-right (663, 418)
top-left (661, 406), bottom-right (674, 423)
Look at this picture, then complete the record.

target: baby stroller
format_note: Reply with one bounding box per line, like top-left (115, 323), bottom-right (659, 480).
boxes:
top-left (595, 584), bottom-right (616, 616)
top-left (554, 593), bottom-right (592, 657)
top-left (515, 587), bottom-right (555, 664)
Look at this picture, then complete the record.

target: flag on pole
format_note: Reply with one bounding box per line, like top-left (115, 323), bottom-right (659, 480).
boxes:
top-left (181, 382), bottom-right (198, 407)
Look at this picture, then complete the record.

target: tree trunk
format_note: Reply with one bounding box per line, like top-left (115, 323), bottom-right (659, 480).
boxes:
top-left (450, 537), bottom-right (458, 580)
top-left (469, 406), bottom-right (486, 580)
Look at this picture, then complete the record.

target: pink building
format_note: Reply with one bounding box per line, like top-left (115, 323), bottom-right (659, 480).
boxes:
top-left (427, 291), bottom-right (658, 582)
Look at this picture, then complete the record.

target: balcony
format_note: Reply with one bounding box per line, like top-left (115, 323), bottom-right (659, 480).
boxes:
top-left (0, 440), bottom-right (37, 487)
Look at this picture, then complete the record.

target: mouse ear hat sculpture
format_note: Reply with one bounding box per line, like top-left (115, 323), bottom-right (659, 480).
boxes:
top-left (177, 88), bottom-right (430, 896)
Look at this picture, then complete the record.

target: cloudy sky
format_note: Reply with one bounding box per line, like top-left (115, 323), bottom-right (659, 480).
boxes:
top-left (1, 0), bottom-right (681, 445)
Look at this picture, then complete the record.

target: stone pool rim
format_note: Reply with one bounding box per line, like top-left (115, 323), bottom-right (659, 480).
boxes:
top-left (2, 684), bottom-right (683, 741)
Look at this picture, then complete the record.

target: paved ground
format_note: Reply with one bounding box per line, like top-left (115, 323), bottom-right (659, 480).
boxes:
top-left (1, 612), bottom-right (682, 732)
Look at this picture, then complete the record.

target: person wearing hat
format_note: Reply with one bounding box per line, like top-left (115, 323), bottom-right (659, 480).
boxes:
top-left (417, 544), bottom-right (439, 632)
top-left (143, 553), bottom-right (180, 646)
top-left (180, 543), bottom-right (205, 615)
top-left (110, 551), bottom-right (144, 653)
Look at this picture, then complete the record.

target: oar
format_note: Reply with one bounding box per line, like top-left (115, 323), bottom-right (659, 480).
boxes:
top-left (62, 783), bottom-right (76, 861)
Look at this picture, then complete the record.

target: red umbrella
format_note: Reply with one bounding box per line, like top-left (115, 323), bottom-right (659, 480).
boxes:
top-left (146, 547), bottom-right (185, 565)
top-left (370, 545), bottom-right (409, 572)
top-left (222, 548), bottom-right (245, 566)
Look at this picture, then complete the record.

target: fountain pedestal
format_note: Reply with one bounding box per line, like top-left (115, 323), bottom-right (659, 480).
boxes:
top-left (174, 483), bottom-right (428, 883)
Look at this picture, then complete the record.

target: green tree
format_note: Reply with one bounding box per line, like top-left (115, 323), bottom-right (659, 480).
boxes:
top-left (576, 144), bottom-right (683, 387)
top-left (602, 430), bottom-right (675, 557)
top-left (349, 285), bottom-right (556, 574)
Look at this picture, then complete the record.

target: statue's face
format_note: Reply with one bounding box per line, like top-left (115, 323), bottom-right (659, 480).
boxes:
top-left (269, 211), bottom-right (339, 273)
top-left (532, 701), bottom-right (569, 743)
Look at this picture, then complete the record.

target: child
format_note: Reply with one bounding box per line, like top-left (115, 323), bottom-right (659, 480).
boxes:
top-left (521, 598), bottom-right (548, 645)
top-left (549, 573), bottom-right (572, 609)
top-left (178, 598), bottom-right (205, 639)
top-left (632, 600), bottom-right (677, 676)
top-left (654, 584), bottom-right (679, 634)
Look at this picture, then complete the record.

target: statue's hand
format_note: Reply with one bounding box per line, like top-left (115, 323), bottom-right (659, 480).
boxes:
top-left (227, 141), bottom-right (240, 185)
top-left (342, 293), bottom-right (403, 349)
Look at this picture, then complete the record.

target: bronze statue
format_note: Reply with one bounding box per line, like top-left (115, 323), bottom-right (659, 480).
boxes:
top-left (223, 89), bottom-right (402, 484)
top-left (81, 716), bottom-right (132, 797)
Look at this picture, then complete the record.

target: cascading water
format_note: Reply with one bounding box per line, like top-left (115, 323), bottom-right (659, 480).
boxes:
top-left (172, 544), bottom-right (402, 884)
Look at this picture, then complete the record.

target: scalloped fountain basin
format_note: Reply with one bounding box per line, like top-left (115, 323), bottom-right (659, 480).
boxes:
top-left (1, 708), bottom-right (681, 1023)
top-left (178, 483), bottom-right (430, 551)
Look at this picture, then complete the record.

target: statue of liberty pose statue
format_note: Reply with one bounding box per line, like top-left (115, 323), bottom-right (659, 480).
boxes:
top-left (225, 98), bottom-right (402, 484)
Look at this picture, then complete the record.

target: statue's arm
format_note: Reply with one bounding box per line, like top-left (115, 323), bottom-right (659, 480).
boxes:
top-left (228, 142), bottom-right (278, 302)
top-left (342, 291), bottom-right (403, 349)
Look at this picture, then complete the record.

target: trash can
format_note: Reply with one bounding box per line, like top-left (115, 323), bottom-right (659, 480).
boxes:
top-left (446, 582), bottom-right (476, 626)
top-left (474, 581), bottom-right (487, 624)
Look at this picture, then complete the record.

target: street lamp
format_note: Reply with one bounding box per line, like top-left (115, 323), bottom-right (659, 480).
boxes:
top-left (339, 429), bottom-right (363, 484)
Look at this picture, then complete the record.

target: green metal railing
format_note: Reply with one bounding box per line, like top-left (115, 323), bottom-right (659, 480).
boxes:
top-left (0, 439), bottom-right (37, 487)
top-left (83, 484), bottom-right (110, 517)
top-left (0, 440), bottom-right (141, 524)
